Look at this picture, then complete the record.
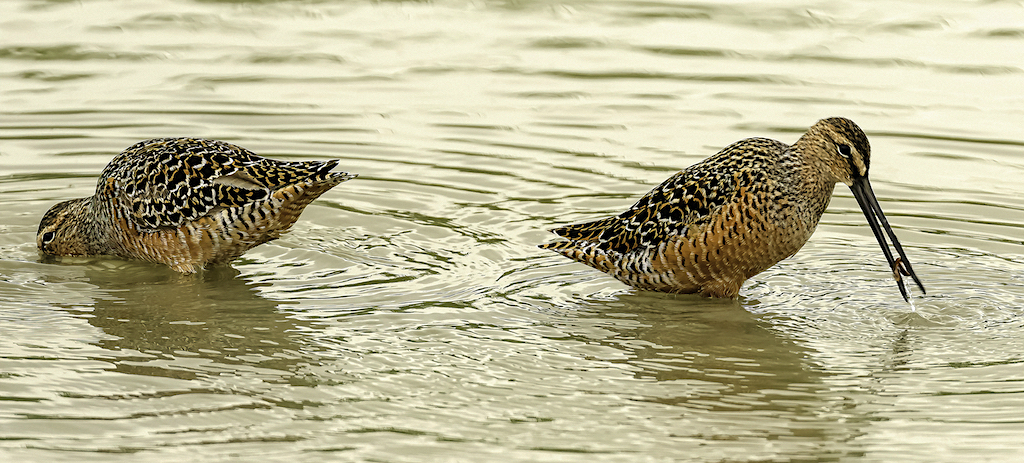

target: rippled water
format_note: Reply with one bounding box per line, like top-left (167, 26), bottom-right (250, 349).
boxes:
top-left (2, 0), bottom-right (1024, 461)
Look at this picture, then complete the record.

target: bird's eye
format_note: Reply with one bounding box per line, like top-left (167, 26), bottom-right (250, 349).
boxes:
top-left (838, 144), bottom-right (852, 158)
top-left (39, 230), bottom-right (57, 250)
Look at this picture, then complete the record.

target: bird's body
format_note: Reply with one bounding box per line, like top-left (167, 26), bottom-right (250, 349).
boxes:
top-left (541, 117), bottom-right (924, 300)
top-left (37, 138), bottom-right (355, 273)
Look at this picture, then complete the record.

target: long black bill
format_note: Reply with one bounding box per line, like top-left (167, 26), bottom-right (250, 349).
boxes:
top-left (848, 176), bottom-right (925, 302)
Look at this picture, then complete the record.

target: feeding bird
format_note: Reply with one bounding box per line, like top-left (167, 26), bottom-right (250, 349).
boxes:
top-left (540, 117), bottom-right (925, 301)
top-left (37, 138), bottom-right (355, 273)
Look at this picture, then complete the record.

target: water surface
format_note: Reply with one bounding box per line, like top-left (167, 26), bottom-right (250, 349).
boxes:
top-left (2, 0), bottom-right (1024, 461)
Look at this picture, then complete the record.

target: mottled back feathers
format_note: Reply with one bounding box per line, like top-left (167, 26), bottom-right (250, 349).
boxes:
top-left (544, 137), bottom-right (786, 257)
top-left (102, 138), bottom-right (345, 231)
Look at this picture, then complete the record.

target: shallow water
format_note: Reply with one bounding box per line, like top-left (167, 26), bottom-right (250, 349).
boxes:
top-left (2, 0), bottom-right (1024, 461)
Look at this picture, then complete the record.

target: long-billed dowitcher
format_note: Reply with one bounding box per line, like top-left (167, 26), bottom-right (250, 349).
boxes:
top-left (37, 138), bottom-right (355, 273)
top-left (540, 117), bottom-right (925, 301)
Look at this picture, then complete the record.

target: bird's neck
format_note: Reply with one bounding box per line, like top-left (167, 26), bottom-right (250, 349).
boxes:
top-left (780, 145), bottom-right (840, 230)
top-left (72, 197), bottom-right (118, 255)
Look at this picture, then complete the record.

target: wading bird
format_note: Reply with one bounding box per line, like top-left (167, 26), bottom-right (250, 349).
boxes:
top-left (541, 117), bottom-right (924, 301)
top-left (38, 138), bottom-right (355, 273)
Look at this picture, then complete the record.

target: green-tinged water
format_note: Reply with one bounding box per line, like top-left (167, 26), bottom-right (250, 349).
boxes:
top-left (2, 1), bottom-right (1024, 461)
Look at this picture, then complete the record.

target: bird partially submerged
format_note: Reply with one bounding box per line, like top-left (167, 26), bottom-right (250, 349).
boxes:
top-left (37, 138), bottom-right (355, 273)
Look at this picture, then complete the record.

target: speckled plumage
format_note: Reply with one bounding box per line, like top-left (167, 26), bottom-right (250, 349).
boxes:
top-left (37, 138), bottom-right (356, 273)
top-left (541, 117), bottom-right (925, 300)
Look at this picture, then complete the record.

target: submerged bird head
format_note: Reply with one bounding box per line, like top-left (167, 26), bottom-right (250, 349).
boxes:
top-left (37, 198), bottom-right (94, 256)
top-left (800, 117), bottom-right (925, 301)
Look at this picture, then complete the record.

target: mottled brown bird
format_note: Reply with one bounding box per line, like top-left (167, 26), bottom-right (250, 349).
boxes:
top-left (540, 117), bottom-right (925, 301)
top-left (37, 138), bottom-right (355, 273)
